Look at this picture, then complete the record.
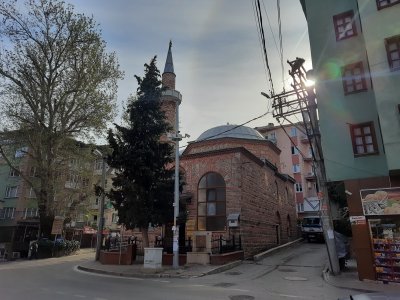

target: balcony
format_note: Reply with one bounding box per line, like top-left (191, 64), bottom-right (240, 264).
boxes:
top-left (305, 172), bottom-right (316, 181)
top-left (300, 135), bottom-right (309, 143)
top-left (303, 156), bottom-right (313, 162)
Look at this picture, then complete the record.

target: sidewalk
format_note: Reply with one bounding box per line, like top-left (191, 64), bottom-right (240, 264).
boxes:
top-left (76, 238), bottom-right (303, 279)
top-left (323, 258), bottom-right (400, 293)
top-left (77, 257), bottom-right (242, 279)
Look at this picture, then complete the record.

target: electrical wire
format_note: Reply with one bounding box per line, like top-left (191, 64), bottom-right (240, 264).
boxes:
top-left (255, 0), bottom-right (275, 95)
top-left (252, 0), bottom-right (270, 87)
top-left (276, 0), bottom-right (285, 90)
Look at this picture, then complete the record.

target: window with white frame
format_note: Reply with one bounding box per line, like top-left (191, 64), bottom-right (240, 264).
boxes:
top-left (342, 62), bottom-right (368, 94)
top-left (295, 183), bottom-right (303, 192)
top-left (24, 207), bottom-right (38, 219)
top-left (0, 207), bottom-right (15, 219)
top-left (5, 186), bottom-right (18, 198)
top-left (29, 166), bottom-right (38, 177)
top-left (291, 146), bottom-right (299, 155)
top-left (297, 203), bottom-right (304, 212)
top-left (292, 164), bottom-right (301, 173)
top-left (94, 159), bottom-right (103, 171)
top-left (385, 35), bottom-right (400, 71)
top-left (9, 167), bottom-right (20, 177)
top-left (15, 147), bottom-right (28, 158)
top-left (376, 0), bottom-right (400, 10)
top-left (333, 10), bottom-right (357, 41)
top-left (28, 187), bottom-right (36, 198)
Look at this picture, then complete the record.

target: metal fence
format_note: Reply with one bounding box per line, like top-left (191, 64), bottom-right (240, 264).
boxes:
top-left (154, 236), bottom-right (192, 254)
top-left (211, 234), bottom-right (242, 254)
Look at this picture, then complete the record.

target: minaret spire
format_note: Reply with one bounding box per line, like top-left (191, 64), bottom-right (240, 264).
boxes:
top-left (163, 40), bottom-right (175, 74)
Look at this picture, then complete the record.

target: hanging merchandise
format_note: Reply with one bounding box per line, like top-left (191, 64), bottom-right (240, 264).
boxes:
top-left (369, 218), bottom-right (400, 283)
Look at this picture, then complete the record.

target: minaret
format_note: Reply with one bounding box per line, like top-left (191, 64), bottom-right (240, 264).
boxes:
top-left (161, 41), bottom-right (182, 135)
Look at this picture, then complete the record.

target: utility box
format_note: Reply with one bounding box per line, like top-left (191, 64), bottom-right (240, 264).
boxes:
top-left (227, 213), bottom-right (240, 228)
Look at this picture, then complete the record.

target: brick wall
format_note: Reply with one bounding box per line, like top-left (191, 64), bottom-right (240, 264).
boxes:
top-left (180, 142), bottom-right (297, 258)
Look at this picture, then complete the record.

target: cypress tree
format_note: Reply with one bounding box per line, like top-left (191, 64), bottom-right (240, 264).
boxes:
top-left (107, 56), bottom-right (174, 247)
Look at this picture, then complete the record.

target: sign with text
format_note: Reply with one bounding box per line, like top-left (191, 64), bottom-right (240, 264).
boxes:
top-left (360, 187), bottom-right (400, 216)
top-left (350, 215), bottom-right (366, 225)
top-left (51, 216), bottom-right (64, 235)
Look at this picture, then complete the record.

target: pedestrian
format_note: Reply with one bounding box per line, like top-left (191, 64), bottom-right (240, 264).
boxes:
top-left (29, 241), bottom-right (38, 260)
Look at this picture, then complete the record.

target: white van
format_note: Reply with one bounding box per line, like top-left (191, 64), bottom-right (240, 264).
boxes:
top-left (301, 216), bottom-right (324, 242)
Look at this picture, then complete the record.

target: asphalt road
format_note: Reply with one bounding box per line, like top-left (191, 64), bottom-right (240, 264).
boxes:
top-left (0, 242), bottom-right (355, 300)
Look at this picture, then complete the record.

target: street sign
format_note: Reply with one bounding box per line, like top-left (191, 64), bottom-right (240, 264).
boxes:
top-left (51, 216), bottom-right (64, 235)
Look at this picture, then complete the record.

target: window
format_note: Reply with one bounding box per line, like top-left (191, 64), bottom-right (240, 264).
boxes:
top-left (15, 147), bottom-right (28, 158)
top-left (342, 62), bottom-right (367, 94)
top-left (376, 0), bottom-right (400, 10)
top-left (5, 186), bottom-right (18, 198)
top-left (297, 203), bottom-right (304, 212)
top-left (290, 127), bottom-right (297, 137)
top-left (385, 35), bottom-right (400, 71)
top-left (28, 187), bottom-right (36, 198)
top-left (350, 122), bottom-right (379, 156)
top-left (197, 172), bottom-right (226, 231)
top-left (94, 159), bottom-right (103, 171)
top-left (24, 208), bottom-right (38, 219)
top-left (292, 164), bottom-right (301, 173)
top-left (9, 167), bottom-right (20, 177)
top-left (291, 146), bottom-right (299, 155)
top-left (295, 183), bottom-right (303, 192)
top-left (0, 207), bottom-right (15, 219)
top-left (29, 167), bottom-right (38, 177)
top-left (333, 10), bottom-right (357, 41)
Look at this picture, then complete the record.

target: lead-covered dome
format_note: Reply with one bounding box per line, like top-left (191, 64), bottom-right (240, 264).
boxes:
top-left (197, 125), bottom-right (265, 141)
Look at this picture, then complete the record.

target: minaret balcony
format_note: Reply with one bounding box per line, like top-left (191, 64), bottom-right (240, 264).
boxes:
top-left (162, 89), bottom-right (182, 104)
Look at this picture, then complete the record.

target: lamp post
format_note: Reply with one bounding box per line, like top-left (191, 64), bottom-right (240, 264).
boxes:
top-left (93, 149), bottom-right (106, 261)
top-left (172, 105), bottom-right (182, 269)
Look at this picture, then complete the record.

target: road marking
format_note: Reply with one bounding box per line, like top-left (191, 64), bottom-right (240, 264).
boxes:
top-left (152, 280), bottom-right (170, 283)
top-left (74, 294), bottom-right (86, 298)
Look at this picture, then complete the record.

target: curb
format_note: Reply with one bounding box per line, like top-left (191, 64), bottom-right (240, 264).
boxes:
top-left (77, 260), bottom-right (242, 279)
top-left (203, 260), bottom-right (243, 275)
top-left (253, 238), bottom-right (303, 262)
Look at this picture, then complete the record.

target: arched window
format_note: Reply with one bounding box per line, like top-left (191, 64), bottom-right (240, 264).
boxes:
top-left (197, 172), bottom-right (226, 231)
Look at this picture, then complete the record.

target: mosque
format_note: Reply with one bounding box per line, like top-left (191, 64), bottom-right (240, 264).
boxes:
top-left (160, 42), bottom-right (298, 258)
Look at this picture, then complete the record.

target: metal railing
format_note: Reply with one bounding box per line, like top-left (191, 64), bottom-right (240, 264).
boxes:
top-left (154, 236), bottom-right (192, 254)
top-left (211, 234), bottom-right (242, 254)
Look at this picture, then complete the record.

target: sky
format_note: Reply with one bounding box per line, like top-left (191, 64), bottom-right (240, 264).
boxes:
top-left (67, 0), bottom-right (312, 147)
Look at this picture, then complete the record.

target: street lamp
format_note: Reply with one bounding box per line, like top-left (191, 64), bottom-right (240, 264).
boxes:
top-left (93, 149), bottom-right (106, 261)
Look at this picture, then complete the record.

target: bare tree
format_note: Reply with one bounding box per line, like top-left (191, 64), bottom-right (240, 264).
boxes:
top-left (0, 0), bottom-right (123, 236)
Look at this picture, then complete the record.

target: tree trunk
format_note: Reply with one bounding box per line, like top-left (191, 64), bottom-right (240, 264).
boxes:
top-left (141, 227), bottom-right (149, 248)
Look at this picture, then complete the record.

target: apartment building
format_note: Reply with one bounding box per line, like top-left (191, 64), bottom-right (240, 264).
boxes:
top-left (256, 123), bottom-right (318, 218)
top-left (301, 0), bottom-right (400, 282)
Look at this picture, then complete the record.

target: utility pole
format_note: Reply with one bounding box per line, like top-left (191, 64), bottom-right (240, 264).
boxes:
top-left (264, 58), bottom-right (340, 275)
top-left (93, 149), bottom-right (106, 261)
top-left (172, 102), bottom-right (182, 269)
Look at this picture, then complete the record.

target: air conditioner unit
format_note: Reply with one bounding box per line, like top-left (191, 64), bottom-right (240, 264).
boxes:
top-left (12, 252), bottom-right (20, 259)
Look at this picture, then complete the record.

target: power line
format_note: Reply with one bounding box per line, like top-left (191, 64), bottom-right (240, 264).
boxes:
top-left (255, 0), bottom-right (275, 95)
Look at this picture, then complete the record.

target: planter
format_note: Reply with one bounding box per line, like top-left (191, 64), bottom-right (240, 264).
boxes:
top-left (144, 247), bottom-right (163, 269)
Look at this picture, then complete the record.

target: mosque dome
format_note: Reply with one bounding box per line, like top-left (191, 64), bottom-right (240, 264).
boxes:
top-left (196, 124), bottom-right (265, 142)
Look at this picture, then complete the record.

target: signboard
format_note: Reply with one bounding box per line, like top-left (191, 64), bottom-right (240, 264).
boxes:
top-left (360, 187), bottom-right (400, 216)
top-left (83, 226), bottom-right (97, 234)
top-left (51, 216), bottom-right (64, 235)
top-left (350, 215), bottom-right (366, 225)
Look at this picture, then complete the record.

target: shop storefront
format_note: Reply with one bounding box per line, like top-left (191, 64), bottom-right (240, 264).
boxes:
top-left (360, 187), bottom-right (400, 283)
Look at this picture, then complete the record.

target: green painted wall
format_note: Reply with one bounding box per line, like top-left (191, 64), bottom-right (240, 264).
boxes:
top-left (304, 0), bottom-right (389, 181)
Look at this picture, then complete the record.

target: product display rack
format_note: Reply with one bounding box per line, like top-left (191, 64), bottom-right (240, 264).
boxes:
top-left (373, 238), bottom-right (400, 283)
